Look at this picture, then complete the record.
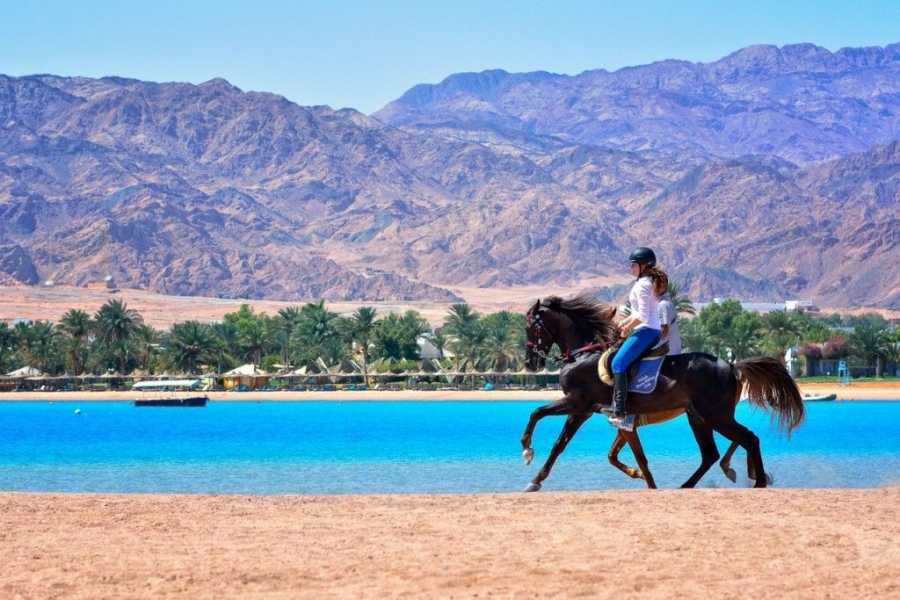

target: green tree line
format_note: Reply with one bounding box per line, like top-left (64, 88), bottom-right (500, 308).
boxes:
top-left (0, 299), bottom-right (526, 377)
top-left (681, 299), bottom-right (900, 376)
top-left (1, 295), bottom-right (896, 378)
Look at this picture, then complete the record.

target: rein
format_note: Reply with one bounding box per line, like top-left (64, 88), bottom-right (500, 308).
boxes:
top-left (562, 342), bottom-right (608, 363)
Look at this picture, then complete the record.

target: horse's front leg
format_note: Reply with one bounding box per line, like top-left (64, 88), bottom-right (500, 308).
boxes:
top-left (525, 412), bottom-right (590, 492)
top-left (520, 396), bottom-right (577, 465)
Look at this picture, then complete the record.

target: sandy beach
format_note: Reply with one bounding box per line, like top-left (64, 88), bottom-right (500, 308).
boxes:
top-left (1, 381), bottom-right (898, 401)
top-left (1, 488), bottom-right (897, 598)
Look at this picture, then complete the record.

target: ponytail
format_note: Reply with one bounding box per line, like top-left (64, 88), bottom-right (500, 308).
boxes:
top-left (641, 265), bottom-right (669, 297)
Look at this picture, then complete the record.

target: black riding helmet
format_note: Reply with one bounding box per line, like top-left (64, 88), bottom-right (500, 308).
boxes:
top-left (628, 246), bottom-right (656, 267)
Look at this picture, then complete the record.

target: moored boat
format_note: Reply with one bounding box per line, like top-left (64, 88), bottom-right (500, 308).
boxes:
top-left (134, 396), bottom-right (208, 407)
top-left (132, 379), bottom-right (209, 407)
top-left (803, 393), bottom-right (837, 402)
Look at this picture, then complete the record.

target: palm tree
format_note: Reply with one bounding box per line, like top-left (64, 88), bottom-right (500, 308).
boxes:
top-left (0, 322), bottom-right (15, 373)
top-left (444, 304), bottom-right (479, 337)
top-left (169, 321), bottom-right (217, 374)
top-left (132, 324), bottom-right (161, 373)
top-left (15, 321), bottom-right (61, 373)
top-left (239, 318), bottom-right (269, 366)
top-left (345, 307), bottom-right (377, 383)
top-left (666, 281), bottom-right (696, 316)
top-left (479, 311), bottom-right (525, 371)
top-left (848, 315), bottom-right (892, 377)
top-left (729, 312), bottom-right (763, 360)
top-left (94, 299), bottom-right (143, 373)
top-left (400, 310), bottom-right (429, 352)
top-left (59, 309), bottom-right (93, 375)
top-left (761, 310), bottom-right (801, 361)
top-left (444, 304), bottom-right (483, 369)
top-left (291, 300), bottom-right (345, 369)
top-left (276, 306), bottom-right (303, 367)
top-left (424, 329), bottom-right (448, 360)
top-left (210, 321), bottom-right (240, 373)
top-left (371, 314), bottom-right (406, 362)
top-left (370, 311), bottom-right (427, 364)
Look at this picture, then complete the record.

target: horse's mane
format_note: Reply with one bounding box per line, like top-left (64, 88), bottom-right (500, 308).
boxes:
top-left (540, 294), bottom-right (619, 347)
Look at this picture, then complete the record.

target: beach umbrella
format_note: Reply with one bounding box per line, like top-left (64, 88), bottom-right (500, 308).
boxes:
top-left (224, 364), bottom-right (269, 376)
top-left (5, 366), bottom-right (44, 378)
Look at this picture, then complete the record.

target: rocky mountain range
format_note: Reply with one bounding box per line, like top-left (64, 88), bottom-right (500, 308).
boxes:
top-left (0, 42), bottom-right (898, 307)
top-left (376, 42), bottom-right (900, 165)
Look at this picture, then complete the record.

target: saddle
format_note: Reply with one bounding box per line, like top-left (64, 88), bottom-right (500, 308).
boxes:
top-left (597, 338), bottom-right (674, 395)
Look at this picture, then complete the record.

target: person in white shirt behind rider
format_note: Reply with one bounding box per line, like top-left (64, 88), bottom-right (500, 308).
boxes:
top-left (657, 290), bottom-right (682, 355)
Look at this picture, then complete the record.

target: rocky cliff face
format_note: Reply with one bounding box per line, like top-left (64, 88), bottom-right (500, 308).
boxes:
top-left (1, 41), bottom-right (899, 307)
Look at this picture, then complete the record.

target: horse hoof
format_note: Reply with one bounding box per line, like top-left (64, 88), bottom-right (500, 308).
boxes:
top-left (724, 467), bottom-right (737, 483)
top-left (522, 448), bottom-right (534, 465)
top-left (523, 482), bottom-right (541, 493)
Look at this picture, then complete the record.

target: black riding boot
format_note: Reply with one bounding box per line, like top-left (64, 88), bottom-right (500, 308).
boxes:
top-left (602, 372), bottom-right (628, 417)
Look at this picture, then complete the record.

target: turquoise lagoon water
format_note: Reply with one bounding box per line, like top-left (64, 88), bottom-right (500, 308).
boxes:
top-left (0, 400), bottom-right (898, 494)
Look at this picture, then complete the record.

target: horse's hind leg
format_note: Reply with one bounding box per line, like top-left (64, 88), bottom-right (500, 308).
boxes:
top-left (607, 430), bottom-right (643, 480)
top-left (713, 419), bottom-right (767, 488)
top-left (525, 413), bottom-right (590, 492)
top-left (681, 413), bottom-right (719, 488)
top-left (719, 441), bottom-right (740, 483)
top-left (607, 429), bottom-right (652, 485)
top-left (623, 428), bottom-right (657, 489)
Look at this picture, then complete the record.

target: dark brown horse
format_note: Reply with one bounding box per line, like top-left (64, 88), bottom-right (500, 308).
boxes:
top-left (521, 295), bottom-right (803, 490)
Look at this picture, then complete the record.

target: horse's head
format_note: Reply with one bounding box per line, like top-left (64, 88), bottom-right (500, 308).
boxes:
top-left (525, 299), bottom-right (551, 371)
top-left (525, 295), bottom-right (619, 370)
top-left (525, 298), bottom-right (569, 371)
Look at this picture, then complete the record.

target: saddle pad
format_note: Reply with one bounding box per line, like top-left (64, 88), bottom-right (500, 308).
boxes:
top-left (597, 349), bottom-right (665, 394)
top-left (629, 356), bottom-right (664, 394)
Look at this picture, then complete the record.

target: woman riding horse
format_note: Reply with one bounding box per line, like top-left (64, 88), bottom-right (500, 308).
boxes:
top-left (521, 290), bottom-right (804, 490)
top-left (604, 247), bottom-right (668, 423)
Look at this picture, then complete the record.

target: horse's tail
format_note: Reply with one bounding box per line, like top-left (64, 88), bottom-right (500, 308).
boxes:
top-left (734, 357), bottom-right (804, 433)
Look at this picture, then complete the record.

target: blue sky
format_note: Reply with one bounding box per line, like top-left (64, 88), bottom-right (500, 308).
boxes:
top-left (3, 1), bottom-right (899, 113)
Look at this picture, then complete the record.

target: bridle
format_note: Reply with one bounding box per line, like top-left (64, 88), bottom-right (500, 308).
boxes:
top-left (525, 309), bottom-right (554, 362)
top-left (527, 303), bottom-right (613, 364)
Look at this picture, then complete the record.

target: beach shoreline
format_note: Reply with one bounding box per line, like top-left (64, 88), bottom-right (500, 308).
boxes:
top-left (0, 381), bottom-right (898, 401)
top-left (1, 488), bottom-right (897, 598)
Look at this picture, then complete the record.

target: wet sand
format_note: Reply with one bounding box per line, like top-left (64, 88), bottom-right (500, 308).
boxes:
top-left (1, 489), bottom-right (897, 598)
top-left (1, 381), bottom-right (898, 401)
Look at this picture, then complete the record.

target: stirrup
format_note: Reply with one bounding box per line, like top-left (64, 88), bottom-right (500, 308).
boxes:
top-left (612, 415), bottom-right (635, 431)
top-left (602, 405), bottom-right (626, 418)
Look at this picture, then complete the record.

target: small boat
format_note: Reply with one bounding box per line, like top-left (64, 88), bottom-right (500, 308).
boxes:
top-left (132, 379), bottom-right (209, 407)
top-left (803, 393), bottom-right (837, 402)
top-left (134, 395), bottom-right (208, 407)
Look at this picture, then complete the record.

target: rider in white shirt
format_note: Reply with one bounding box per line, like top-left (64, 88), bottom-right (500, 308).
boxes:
top-left (603, 247), bottom-right (669, 419)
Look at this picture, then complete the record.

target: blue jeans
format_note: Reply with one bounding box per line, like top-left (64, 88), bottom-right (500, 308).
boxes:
top-left (611, 327), bottom-right (661, 374)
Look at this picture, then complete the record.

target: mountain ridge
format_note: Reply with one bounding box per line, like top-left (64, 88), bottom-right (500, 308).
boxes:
top-left (375, 41), bottom-right (900, 165)
top-left (1, 41), bottom-right (899, 308)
